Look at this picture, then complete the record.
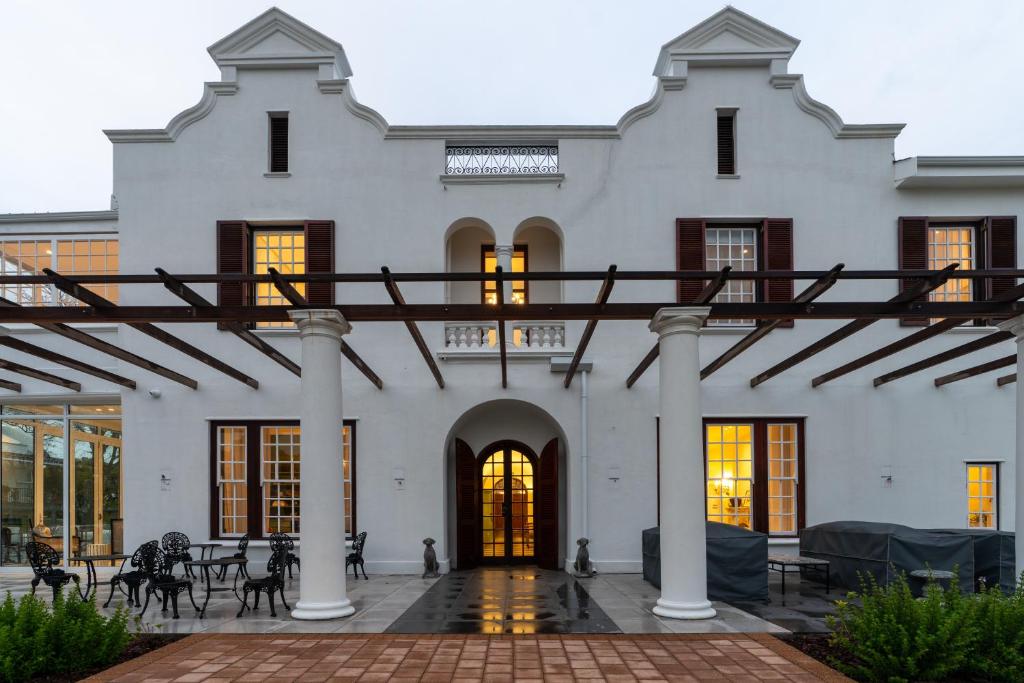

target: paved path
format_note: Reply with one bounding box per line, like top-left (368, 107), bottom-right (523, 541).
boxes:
top-left (88, 633), bottom-right (849, 682)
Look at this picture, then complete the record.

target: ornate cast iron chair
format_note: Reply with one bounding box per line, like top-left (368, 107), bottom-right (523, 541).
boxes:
top-left (160, 531), bottom-right (194, 579)
top-left (346, 531), bottom-right (368, 580)
top-left (138, 544), bottom-right (199, 619)
top-left (269, 532), bottom-right (300, 578)
top-left (237, 549), bottom-right (290, 617)
top-left (104, 540), bottom-right (158, 608)
top-left (26, 541), bottom-right (80, 602)
top-left (218, 534), bottom-right (250, 581)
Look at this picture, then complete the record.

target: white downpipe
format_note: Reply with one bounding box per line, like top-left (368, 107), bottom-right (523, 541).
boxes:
top-left (580, 369), bottom-right (590, 540)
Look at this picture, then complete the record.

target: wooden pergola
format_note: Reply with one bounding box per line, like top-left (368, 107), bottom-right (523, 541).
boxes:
top-left (0, 265), bottom-right (1019, 392)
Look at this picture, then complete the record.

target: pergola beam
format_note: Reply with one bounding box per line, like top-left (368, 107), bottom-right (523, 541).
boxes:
top-left (812, 279), bottom-right (1024, 387)
top-left (872, 331), bottom-right (1013, 387)
top-left (268, 267), bottom-right (383, 390)
top-left (701, 264), bottom-right (843, 380)
top-left (565, 265), bottom-right (617, 388)
top-left (997, 374), bottom-right (1017, 387)
top-left (0, 357), bottom-right (80, 391)
top-left (0, 336), bottom-right (136, 389)
top-left (495, 266), bottom-right (508, 389)
top-left (157, 267), bottom-right (297, 379)
top-left (934, 354), bottom-right (1016, 387)
top-left (43, 268), bottom-right (258, 389)
top-left (0, 378), bottom-right (21, 392)
top-left (750, 264), bottom-right (959, 387)
top-left (0, 297), bottom-right (197, 388)
top-left (381, 266), bottom-right (445, 389)
top-left (626, 267), bottom-right (732, 388)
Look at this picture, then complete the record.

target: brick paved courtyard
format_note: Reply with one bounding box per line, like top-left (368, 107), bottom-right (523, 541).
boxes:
top-left (86, 633), bottom-right (849, 682)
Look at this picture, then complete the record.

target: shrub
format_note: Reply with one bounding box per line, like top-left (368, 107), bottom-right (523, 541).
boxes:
top-left (826, 571), bottom-right (976, 683)
top-left (963, 575), bottom-right (1024, 682)
top-left (0, 590), bottom-right (131, 681)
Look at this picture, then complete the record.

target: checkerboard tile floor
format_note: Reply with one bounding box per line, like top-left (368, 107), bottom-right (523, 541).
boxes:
top-left (87, 633), bottom-right (849, 682)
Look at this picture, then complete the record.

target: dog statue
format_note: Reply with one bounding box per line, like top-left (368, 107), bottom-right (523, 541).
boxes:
top-left (422, 537), bottom-right (440, 578)
top-left (572, 537), bottom-right (596, 577)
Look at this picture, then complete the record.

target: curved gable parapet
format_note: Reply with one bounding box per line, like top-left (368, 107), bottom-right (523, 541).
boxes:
top-left (770, 74), bottom-right (904, 140)
top-left (317, 79), bottom-right (390, 136)
top-left (104, 82), bottom-right (238, 144)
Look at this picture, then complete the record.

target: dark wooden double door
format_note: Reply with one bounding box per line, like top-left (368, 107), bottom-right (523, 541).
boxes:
top-left (456, 438), bottom-right (558, 569)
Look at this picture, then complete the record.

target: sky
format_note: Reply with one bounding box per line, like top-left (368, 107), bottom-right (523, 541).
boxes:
top-left (1, 0), bottom-right (1022, 213)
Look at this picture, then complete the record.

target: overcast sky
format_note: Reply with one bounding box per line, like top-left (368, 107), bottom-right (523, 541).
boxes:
top-left (1, 0), bottom-right (1022, 213)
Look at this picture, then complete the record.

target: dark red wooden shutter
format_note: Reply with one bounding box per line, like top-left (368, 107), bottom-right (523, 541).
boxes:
top-left (763, 218), bottom-right (794, 327)
top-left (899, 217), bottom-right (929, 326)
top-left (536, 438), bottom-right (559, 570)
top-left (216, 221), bottom-right (249, 331)
top-left (986, 216), bottom-right (1018, 299)
top-left (677, 219), bottom-right (705, 303)
top-left (455, 439), bottom-right (479, 570)
top-left (304, 220), bottom-right (335, 306)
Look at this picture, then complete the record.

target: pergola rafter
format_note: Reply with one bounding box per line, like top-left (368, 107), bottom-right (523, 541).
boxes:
top-left (0, 378), bottom-right (21, 392)
top-left (872, 330), bottom-right (1013, 387)
top-left (0, 336), bottom-right (136, 389)
top-left (934, 354), bottom-right (1016, 387)
top-left (495, 266), bottom-right (508, 389)
top-left (997, 374), bottom-right (1017, 387)
top-left (565, 265), bottom-right (616, 388)
top-left (0, 357), bottom-right (80, 391)
top-left (381, 266), bottom-right (445, 389)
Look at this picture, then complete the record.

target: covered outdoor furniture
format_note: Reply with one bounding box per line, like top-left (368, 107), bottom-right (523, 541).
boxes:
top-left (161, 532), bottom-right (195, 579)
top-left (799, 521), bottom-right (975, 593)
top-left (139, 544), bottom-right (199, 619)
top-left (269, 532), bottom-right (300, 578)
top-left (26, 541), bottom-right (80, 602)
top-left (927, 528), bottom-right (1016, 593)
top-left (218, 534), bottom-right (250, 581)
top-left (104, 541), bottom-right (158, 608)
top-left (237, 549), bottom-right (289, 617)
top-left (346, 531), bottom-right (368, 580)
top-left (642, 523), bottom-right (769, 602)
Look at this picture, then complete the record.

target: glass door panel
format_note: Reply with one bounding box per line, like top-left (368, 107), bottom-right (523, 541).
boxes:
top-left (480, 446), bottom-right (535, 561)
top-left (0, 417), bottom-right (65, 564)
top-left (71, 419), bottom-right (122, 554)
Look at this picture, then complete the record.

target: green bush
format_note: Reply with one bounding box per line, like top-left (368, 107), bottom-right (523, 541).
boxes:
top-left (0, 590), bottom-right (130, 681)
top-left (826, 571), bottom-right (976, 683)
top-left (963, 576), bottom-right (1024, 682)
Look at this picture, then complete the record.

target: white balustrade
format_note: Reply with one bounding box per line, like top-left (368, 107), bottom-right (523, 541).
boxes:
top-left (443, 321), bottom-right (565, 351)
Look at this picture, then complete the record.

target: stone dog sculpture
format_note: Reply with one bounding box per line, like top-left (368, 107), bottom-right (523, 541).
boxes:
top-left (422, 537), bottom-right (440, 578)
top-left (572, 537), bottom-right (596, 577)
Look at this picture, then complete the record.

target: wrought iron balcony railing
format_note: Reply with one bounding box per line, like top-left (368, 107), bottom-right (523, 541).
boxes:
top-left (444, 145), bottom-right (559, 176)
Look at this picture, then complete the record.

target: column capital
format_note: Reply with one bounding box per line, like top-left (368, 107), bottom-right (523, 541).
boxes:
top-left (998, 314), bottom-right (1024, 341)
top-left (493, 244), bottom-right (515, 259)
top-left (287, 309), bottom-right (351, 339)
top-left (649, 307), bottom-right (711, 338)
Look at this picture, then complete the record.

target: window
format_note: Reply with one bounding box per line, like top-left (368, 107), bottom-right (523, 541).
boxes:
top-left (268, 113), bottom-right (289, 173)
top-left (716, 109), bottom-right (736, 175)
top-left (928, 225), bottom-right (974, 305)
top-left (704, 419), bottom-right (804, 535)
top-left (209, 420), bottom-right (356, 539)
top-left (0, 238), bottom-right (119, 306)
top-left (481, 245), bottom-right (527, 305)
top-left (252, 229), bottom-right (305, 329)
top-left (967, 463), bottom-right (998, 529)
top-left (705, 226), bottom-right (757, 326)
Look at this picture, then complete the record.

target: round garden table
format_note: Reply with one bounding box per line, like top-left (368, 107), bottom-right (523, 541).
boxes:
top-left (70, 552), bottom-right (131, 602)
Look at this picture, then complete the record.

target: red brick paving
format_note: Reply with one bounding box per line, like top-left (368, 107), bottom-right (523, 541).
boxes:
top-left (87, 633), bottom-right (850, 682)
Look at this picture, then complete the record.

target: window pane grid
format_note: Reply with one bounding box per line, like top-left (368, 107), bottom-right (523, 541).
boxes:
top-left (261, 427), bottom-right (301, 534)
top-left (928, 226), bottom-right (973, 304)
top-left (217, 426), bottom-right (247, 536)
top-left (967, 464), bottom-right (997, 529)
top-left (56, 239), bottom-right (119, 304)
top-left (342, 426), bottom-right (353, 536)
top-left (481, 453), bottom-right (504, 557)
top-left (706, 228), bottom-right (757, 326)
top-left (254, 231), bottom-right (305, 328)
top-left (705, 424), bottom-right (753, 530)
top-left (767, 423), bottom-right (799, 535)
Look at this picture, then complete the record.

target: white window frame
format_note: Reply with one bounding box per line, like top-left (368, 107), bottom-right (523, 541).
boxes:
top-left (927, 225), bottom-right (975, 303)
top-left (260, 426), bottom-right (301, 535)
top-left (767, 423), bottom-right (799, 536)
top-left (0, 235), bottom-right (119, 306)
top-left (705, 226), bottom-right (757, 326)
top-left (216, 426), bottom-right (247, 537)
top-left (966, 463), bottom-right (998, 529)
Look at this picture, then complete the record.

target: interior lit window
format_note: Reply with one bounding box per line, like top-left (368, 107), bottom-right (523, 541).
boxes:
top-left (262, 426), bottom-right (301, 534)
top-left (482, 246), bottom-right (527, 305)
top-left (481, 447), bottom-right (534, 559)
top-left (217, 426), bottom-right (247, 536)
top-left (967, 464), bottom-right (997, 529)
top-left (705, 226), bottom-right (757, 326)
top-left (0, 238), bottom-right (119, 306)
top-left (767, 423), bottom-right (798, 534)
top-left (253, 230), bottom-right (305, 328)
top-left (705, 424), bottom-right (753, 529)
top-left (928, 226), bottom-right (974, 304)
top-left (56, 239), bottom-right (119, 304)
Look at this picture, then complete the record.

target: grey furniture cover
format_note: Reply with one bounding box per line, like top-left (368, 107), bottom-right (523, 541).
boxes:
top-left (642, 522), bottom-right (769, 602)
top-left (799, 521), bottom-right (975, 593)
top-left (927, 528), bottom-right (1016, 594)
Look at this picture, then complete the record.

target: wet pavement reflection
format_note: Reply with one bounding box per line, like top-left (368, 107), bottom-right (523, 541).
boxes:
top-left (385, 566), bottom-right (620, 634)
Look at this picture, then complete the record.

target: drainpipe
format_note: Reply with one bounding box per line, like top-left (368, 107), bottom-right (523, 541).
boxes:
top-left (581, 368), bottom-right (590, 541)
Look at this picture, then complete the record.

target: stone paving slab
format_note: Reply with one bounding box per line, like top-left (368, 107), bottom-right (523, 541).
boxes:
top-left (86, 633), bottom-right (850, 682)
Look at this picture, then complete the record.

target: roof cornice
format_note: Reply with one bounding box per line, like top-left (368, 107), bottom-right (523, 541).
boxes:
top-left (0, 210), bottom-right (118, 224)
top-left (895, 156), bottom-right (1024, 188)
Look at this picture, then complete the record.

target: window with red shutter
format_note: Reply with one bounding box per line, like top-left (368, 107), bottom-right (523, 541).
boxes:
top-left (898, 217), bottom-right (929, 326)
top-left (762, 218), bottom-right (794, 328)
top-left (216, 221), bottom-right (250, 331)
top-left (304, 220), bottom-right (335, 306)
top-left (677, 218), bottom-right (706, 303)
top-left (986, 216), bottom-right (1018, 299)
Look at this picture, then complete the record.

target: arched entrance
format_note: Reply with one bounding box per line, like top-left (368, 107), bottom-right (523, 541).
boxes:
top-left (479, 441), bottom-right (537, 562)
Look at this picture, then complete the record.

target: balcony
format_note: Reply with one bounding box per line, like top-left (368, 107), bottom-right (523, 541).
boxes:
top-left (441, 145), bottom-right (563, 186)
top-left (440, 321), bottom-right (570, 360)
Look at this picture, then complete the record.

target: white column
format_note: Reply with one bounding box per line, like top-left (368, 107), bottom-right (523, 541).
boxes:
top-left (288, 309), bottom-right (355, 620)
top-left (494, 244), bottom-right (514, 304)
top-left (998, 315), bottom-right (1024, 577)
top-left (650, 306), bottom-right (716, 620)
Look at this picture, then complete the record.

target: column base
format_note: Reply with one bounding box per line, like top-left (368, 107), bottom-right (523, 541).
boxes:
top-left (291, 598), bottom-right (356, 621)
top-left (653, 598), bottom-right (717, 620)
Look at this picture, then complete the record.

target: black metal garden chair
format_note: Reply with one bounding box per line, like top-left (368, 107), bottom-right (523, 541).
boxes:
top-left (346, 531), bottom-right (368, 580)
top-left (161, 531), bottom-right (195, 579)
top-left (237, 548), bottom-right (290, 617)
top-left (269, 532), bottom-right (300, 578)
top-left (218, 534), bottom-right (250, 581)
top-left (104, 540), bottom-right (158, 608)
top-left (26, 541), bottom-right (80, 603)
top-left (138, 544), bottom-right (199, 619)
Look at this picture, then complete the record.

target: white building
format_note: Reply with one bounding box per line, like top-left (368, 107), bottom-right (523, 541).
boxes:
top-left (1, 7), bottom-right (1021, 614)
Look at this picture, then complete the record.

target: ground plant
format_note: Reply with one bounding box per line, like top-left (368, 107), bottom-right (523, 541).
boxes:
top-left (0, 590), bottom-right (130, 682)
top-left (826, 570), bottom-right (1024, 682)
